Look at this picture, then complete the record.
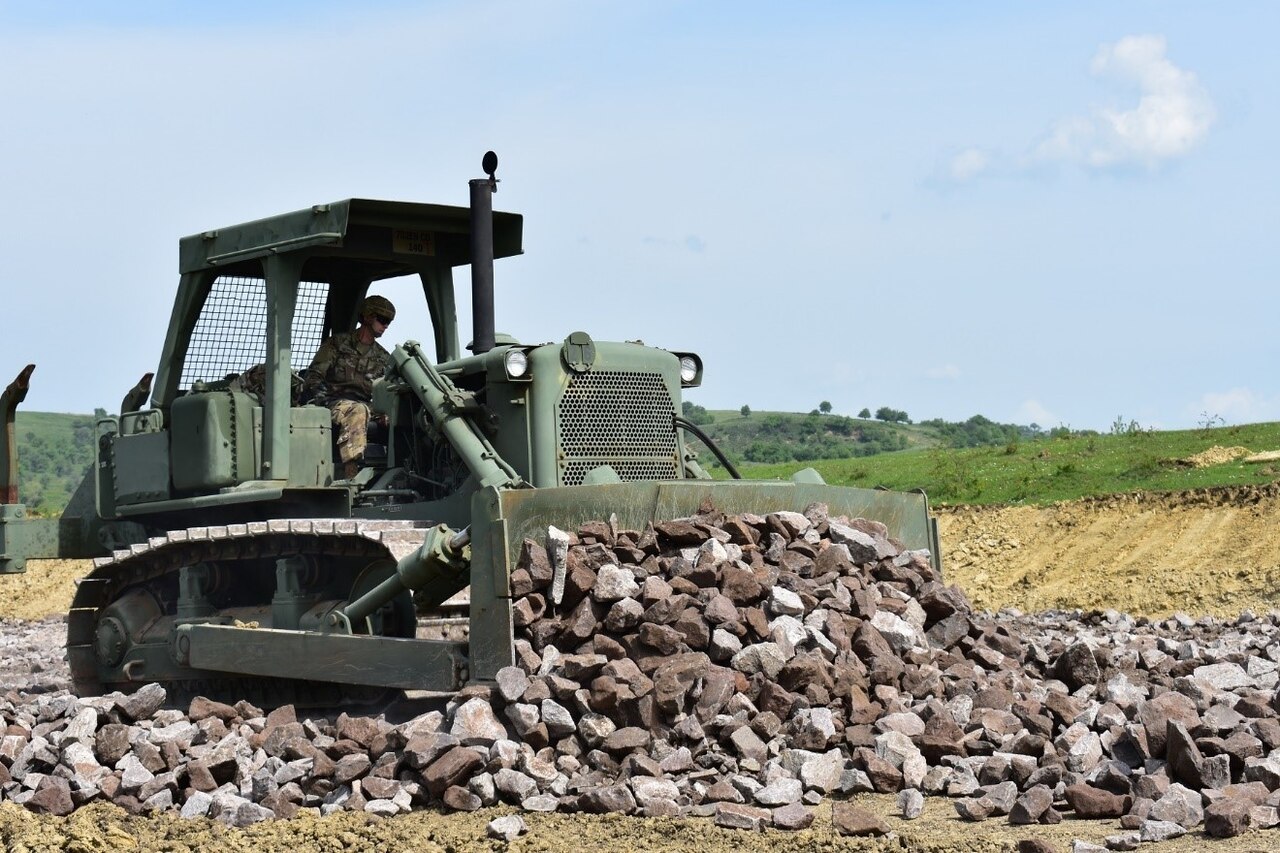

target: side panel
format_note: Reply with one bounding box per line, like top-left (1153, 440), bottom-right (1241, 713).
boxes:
top-left (170, 392), bottom-right (257, 492)
top-left (250, 406), bottom-right (334, 487)
top-left (110, 433), bottom-right (172, 504)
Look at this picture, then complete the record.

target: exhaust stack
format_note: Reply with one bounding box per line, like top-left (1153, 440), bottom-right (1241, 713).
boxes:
top-left (468, 151), bottom-right (499, 354)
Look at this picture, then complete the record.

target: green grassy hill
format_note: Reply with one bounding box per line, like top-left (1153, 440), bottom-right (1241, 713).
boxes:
top-left (12, 411), bottom-right (97, 515)
top-left (681, 407), bottom-right (1034, 467)
top-left (730, 421), bottom-right (1280, 506)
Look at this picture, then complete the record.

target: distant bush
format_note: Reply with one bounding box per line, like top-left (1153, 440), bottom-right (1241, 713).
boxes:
top-left (681, 401), bottom-right (713, 425)
top-left (918, 414), bottom-right (1023, 449)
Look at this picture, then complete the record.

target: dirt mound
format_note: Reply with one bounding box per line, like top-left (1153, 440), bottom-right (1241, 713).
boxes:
top-left (938, 483), bottom-right (1280, 618)
top-left (3, 559), bottom-right (85, 620)
top-left (1178, 445), bottom-right (1252, 468)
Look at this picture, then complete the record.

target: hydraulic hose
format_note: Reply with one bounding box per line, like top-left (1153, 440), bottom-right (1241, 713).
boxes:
top-left (674, 415), bottom-right (742, 480)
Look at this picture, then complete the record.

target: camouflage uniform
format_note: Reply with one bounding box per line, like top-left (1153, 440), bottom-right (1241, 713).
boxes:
top-left (230, 363), bottom-right (304, 405)
top-left (303, 332), bottom-right (392, 464)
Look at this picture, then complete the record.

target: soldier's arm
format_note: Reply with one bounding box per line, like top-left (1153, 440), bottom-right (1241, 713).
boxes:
top-left (303, 338), bottom-right (338, 403)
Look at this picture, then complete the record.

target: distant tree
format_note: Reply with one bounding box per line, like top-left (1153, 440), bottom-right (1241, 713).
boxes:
top-left (819, 401), bottom-right (832, 414)
top-left (740, 404), bottom-right (751, 418)
top-left (857, 407), bottom-right (871, 419)
top-left (681, 400), bottom-right (713, 425)
top-left (875, 406), bottom-right (910, 424)
top-left (93, 407), bottom-right (108, 420)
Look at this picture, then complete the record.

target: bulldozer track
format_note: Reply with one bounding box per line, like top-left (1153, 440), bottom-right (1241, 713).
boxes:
top-left (66, 518), bottom-right (439, 707)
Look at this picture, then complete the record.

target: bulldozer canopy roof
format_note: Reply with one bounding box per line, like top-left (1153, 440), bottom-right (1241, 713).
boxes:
top-left (178, 199), bottom-right (523, 279)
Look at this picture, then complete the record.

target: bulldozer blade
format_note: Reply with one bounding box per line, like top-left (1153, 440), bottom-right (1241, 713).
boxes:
top-left (462, 480), bottom-right (938, 683)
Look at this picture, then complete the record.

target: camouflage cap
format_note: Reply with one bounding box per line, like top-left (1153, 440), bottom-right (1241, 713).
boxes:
top-left (361, 295), bottom-right (396, 322)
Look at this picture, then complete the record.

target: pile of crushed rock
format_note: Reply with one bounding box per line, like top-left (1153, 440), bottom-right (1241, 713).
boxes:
top-left (3, 503), bottom-right (1280, 847)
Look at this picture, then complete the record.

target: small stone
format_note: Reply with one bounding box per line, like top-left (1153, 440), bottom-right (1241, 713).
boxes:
top-left (487, 815), bottom-right (527, 841)
top-left (898, 788), bottom-right (924, 819)
top-left (1139, 819), bottom-right (1187, 842)
top-left (753, 778), bottom-right (802, 807)
top-left (495, 666), bottom-right (530, 703)
top-left (954, 797), bottom-right (994, 821)
top-left (715, 802), bottom-right (771, 830)
top-left (772, 802), bottom-right (814, 830)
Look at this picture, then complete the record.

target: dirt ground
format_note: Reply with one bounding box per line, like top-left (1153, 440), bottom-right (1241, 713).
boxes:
top-left (939, 483), bottom-right (1280, 619)
top-left (4, 483), bottom-right (1280, 852)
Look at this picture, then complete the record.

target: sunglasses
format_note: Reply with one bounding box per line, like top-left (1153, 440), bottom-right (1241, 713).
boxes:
top-left (371, 314), bottom-right (393, 325)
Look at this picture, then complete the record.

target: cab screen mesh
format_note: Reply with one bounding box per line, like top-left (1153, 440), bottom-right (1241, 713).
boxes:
top-left (179, 277), bottom-right (329, 389)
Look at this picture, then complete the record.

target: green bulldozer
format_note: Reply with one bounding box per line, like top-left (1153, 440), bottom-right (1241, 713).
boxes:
top-left (0, 154), bottom-right (940, 707)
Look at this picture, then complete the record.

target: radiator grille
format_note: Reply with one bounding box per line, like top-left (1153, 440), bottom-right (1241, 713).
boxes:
top-left (557, 371), bottom-right (680, 485)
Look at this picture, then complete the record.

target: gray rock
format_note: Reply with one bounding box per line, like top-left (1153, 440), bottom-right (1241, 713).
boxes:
top-left (540, 699), bottom-right (576, 738)
top-left (1193, 662), bottom-right (1254, 691)
top-left (797, 749), bottom-right (844, 793)
top-left (871, 610), bottom-right (925, 653)
top-left (753, 778), bottom-right (803, 807)
top-left (487, 814), bottom-right (527, 841)
top-left (769, 587), bottom-right (804, 617)
top-left (1149, 783), bottom-right (1203, 828)
top-left (449, 698), bottom-right (507, 745)
top-left (630, 776), bottom-right (680, 807)
top-left (180, 790), bottom-right (214, 819)
top-left (593, 565), bottom-right (639, 602)
top-left (522, 793), bottom-right (560, 811)
top-left (1139, 819), bottom-right (1187, 842)
top-left (117, 683), bottom-right (167, 722)
top-left (731, 643), bottom-right (788, 678)
top-left (898, 788), bottom-right (924, 819)
top-left (1102, 831), bottom-right (1141, 850)
top-left (495, 666), bottom-right (530, 703)
top-left (494, 768), bottom-right (538, 802)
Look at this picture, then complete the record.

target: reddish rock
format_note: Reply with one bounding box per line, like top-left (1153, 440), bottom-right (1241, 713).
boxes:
top-left (832, 802), bottom-right (891, 836)
top-left (1063, 783), bottom-right (1131, 818)
top-left (1205, 798), bottom-right (1253, 838)
top-left (421, 746), bottom-right (484, 796)
top-left (26, 778), bottom-right (74, 816)
top-left (1139, 692), bottom-right (1200, 759)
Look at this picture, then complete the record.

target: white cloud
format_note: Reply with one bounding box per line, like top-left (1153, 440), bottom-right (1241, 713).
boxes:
top-left (1016, 399), bottom-right (1057, 428)
top-left (1034, 35), bottom-right (1215, 169)
top-left (1191, 388), bottom-right (1277, 426)
top-left (926, 364), bottom-right (961, 380)
top-left (948, 148), bottom-right (991, 182)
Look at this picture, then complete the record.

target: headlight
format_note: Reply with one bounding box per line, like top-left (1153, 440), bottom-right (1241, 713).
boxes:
top-left (504, 350), bottom-right (529, 379)
top-left (679, 356), bottom-right (699, 384)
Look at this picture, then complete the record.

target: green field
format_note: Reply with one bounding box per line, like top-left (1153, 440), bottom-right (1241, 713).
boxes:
top-left (726, 421), bottom-right (1280, 506)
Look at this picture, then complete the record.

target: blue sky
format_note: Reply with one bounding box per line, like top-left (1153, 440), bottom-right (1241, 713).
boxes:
top-left (1, 1), bottom-right (1275, 431)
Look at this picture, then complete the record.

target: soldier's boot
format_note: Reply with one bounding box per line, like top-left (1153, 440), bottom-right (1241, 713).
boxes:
top-left (340, 460), bottom-right (360, 480)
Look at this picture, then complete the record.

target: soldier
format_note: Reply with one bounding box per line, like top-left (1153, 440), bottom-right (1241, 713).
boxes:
top-left (303, 295), bottom-right (395, 480)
